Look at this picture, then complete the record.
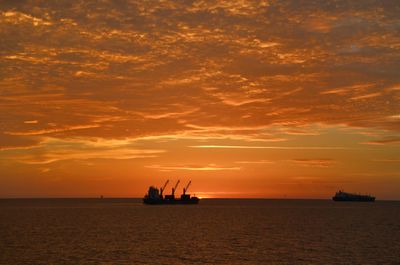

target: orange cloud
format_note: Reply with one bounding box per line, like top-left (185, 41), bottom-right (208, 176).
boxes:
top-left (146, 164), bottom-right (241, 171)
top-left (5, 124), bottom-right (101, 136)
top-left (190, 145), bottom-right (352, 150)
top-left (363, 137), bottom-right (400, 145)
top-left (288, 159), bottom-right (337, 167)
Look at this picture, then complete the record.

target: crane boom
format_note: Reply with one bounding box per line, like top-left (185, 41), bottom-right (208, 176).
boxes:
top-left (162, 180), bottom-right (169, 191)
top-left (160, 180), bottom-right (169, 196)
top-left (183, 180), bottom-right (191, 194)
top-left (172, 180), bottom-right (180, 195)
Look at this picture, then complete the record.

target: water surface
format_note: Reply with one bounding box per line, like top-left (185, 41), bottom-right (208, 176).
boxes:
top-left (1, 199), bottom-right (399, 264)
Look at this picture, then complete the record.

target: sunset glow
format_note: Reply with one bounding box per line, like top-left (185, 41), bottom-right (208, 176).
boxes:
top-left (0, 1), bottom-right (399, 199)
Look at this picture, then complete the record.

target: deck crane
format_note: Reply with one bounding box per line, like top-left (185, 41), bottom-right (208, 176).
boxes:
top-left (183, 180), bottom-right (191, 195)
top-left (172, 180), bottom-right (180, 197)
top-left (159, 180), bottom-right (169, 198)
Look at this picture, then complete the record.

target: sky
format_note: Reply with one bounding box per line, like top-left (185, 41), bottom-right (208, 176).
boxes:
top-left (0, 0), bottom-right (399, 199)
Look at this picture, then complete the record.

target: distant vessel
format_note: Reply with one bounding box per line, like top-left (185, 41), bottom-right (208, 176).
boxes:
top-left (143, 180), bottom-right (199, 205)
top-left (332, 190), bottom-right (375, 202)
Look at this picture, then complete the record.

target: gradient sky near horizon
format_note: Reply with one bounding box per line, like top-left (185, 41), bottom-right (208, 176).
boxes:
top-left (1, 0), bottom-right (399, 199)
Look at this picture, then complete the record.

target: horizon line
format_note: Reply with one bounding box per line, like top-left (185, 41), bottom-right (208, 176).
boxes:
top-left (0, 197), bottom-right (398, 201)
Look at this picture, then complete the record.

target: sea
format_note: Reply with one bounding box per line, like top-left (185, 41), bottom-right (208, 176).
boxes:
top-left (0, 199), bottom-right (399, 265)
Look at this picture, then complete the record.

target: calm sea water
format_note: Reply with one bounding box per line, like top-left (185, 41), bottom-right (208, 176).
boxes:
top-left (0, 199), bottom-right (399, 265)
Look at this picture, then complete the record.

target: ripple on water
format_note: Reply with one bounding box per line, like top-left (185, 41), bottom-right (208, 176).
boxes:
top-left (0, 199), bottom-right (399, 264)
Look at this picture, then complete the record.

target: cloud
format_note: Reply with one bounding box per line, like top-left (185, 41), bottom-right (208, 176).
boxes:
top-left (363, 137), bottom-right (400, 145)
top-left (24, 120), bottom-right (38, 124)
top-left (40, 168), bottom-right (51, 173)
top-left (1, 0), bottom-right (399, 141)
top-left (288, 159), bottom-right (337, 167)
top-left (5, 124), bottom-right (101, 136)
top-left (0, 133), bottom-right (42, 151)
top-left (20, 148), bottom-right (163, 165)
top-left (220, 97), bottom-right (270, 107)
top-left (146, 164), bottom-right (241, 171)
top-left (371, 159), bottom-right (400, 163)
top-left (190, 145), bottom-right (352, 150)
top-left (0, 0), bottom-right (399, 192)
top-left (135, 108), bottom-right (199, 120)
top-left (3, 137), bottom-right (165, 164)
top-left (2, 11), bottom-right (52, 26)
top-left (350, 92), bottom-right (382, 100)
top-left (320, 84), bottom-right (375, 95)
top-left (235, 160), bottom-right (274, 164)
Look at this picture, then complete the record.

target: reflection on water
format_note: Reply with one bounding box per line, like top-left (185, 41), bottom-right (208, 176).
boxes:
top-left (1, 199), bottom-right (399, 264)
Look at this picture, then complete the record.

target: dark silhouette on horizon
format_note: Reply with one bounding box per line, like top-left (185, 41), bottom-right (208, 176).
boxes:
top-left (143, 180), bottom-right (199, 205)
top-left (332, 190), bottom-right (375, 202)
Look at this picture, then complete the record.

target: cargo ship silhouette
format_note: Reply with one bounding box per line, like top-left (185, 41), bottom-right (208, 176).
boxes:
top-left (143, 180), bottom-right (199, 205)
top-left (332, 190), bottom-right (375, 202)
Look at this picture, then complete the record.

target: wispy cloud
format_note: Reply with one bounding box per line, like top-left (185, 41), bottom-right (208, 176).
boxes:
top-left (3, 137), bottom-right (165, 164)
top-left (190, 145), bottom-right (352, 150)
top-left (320, 84), bottom-right (375, 95)
top-left (363, 137), bottom-right (400, 145)
top-left (135, 108), bottom-right (199, 120)
top-left (350, 92), bottom-right (382, 100)
top-left (5, 124), bottom-right (101, 136)
top-left (146, 164), bottom-right (241, 171)
top-left (24, 120), bottom-right (38, 124)
top-left (288, 159), bottom-right (337, 167)
top-left (235, 160), bottom-right (274, 164)
top-left (371, 159), bottom-right (400, 163)
top-left (19, 149), bottom-right (164, 165)
top-left (2, 11), bottom-right (52, 26)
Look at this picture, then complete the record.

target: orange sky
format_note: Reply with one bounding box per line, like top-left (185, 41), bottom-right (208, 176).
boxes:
top-left (0, 1), bottom-right (399, 199)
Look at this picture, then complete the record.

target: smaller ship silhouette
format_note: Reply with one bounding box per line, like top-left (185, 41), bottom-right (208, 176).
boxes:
top-left (332, 190), bottom-right (375, 202)
top-left (143, 180), bottom-right (199, 205)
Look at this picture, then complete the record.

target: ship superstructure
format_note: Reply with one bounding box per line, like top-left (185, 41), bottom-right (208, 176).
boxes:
top-left (332, 190), bottom-right (375, 202)
top-left (143, 180), bottom-right (199, 205)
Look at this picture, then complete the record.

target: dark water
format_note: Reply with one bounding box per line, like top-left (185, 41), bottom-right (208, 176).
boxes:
top-left (0, 199), bottom-right (399, 265)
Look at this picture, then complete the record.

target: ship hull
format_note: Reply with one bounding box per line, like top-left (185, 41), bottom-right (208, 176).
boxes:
top-left (143, 197), bottom-right (199, 205)
top-left (332, 196), bottom-right (375, 202)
